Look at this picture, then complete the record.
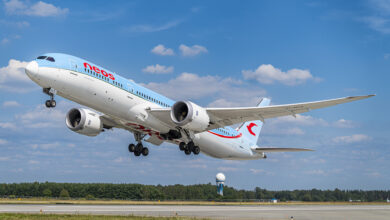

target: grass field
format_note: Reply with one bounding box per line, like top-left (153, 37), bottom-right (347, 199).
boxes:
top-left (0, 198), bottom-right (389, 206)
top-left (0, 213), bottom-right (205, 220)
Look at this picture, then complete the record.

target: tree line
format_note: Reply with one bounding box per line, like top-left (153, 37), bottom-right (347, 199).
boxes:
top-left (0, 182), bottom-right (389, 202)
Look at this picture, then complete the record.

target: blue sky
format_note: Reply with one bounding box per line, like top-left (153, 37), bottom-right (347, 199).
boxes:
top-left (0, 0), bottom-right (388, 190)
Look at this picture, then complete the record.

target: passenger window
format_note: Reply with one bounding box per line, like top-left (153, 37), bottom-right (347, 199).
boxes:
top-left (37, 56), bottom-right (47, 59)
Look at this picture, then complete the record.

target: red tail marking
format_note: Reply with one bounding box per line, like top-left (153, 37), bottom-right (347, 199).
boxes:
top-left (247, 123), bottom-right (258, 136)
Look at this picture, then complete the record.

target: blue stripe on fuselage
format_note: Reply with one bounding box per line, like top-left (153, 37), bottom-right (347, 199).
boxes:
top-left (36, 53), bottom-right (241, 138)
top-left (37, 53), bottom-right (175, 108)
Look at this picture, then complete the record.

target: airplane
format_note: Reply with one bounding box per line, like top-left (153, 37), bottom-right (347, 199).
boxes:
top-left (24, 53), bottom-right (374, 160)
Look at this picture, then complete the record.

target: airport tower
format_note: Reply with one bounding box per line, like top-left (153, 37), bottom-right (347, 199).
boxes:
top-left (216, 173), bottom-right (226, 196)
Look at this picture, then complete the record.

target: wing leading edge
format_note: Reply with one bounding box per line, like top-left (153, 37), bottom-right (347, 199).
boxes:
top-left (147, 95), bottom-right (375, 132)
top-left (205, 95), bottom-right (375, 130)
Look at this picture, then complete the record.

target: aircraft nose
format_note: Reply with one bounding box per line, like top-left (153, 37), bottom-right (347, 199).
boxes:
top-left (25, 61), bottom-right (38, 78)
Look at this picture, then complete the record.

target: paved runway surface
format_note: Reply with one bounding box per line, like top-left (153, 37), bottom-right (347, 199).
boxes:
top-left (1, 204), bottom-right (390, 219)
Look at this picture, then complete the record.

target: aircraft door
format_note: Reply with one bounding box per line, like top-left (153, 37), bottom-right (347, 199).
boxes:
top-left (69, 59), bottom-right (78, 71)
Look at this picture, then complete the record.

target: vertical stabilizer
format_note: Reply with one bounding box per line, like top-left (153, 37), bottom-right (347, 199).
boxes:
top-left (237, 98), bottom-right (271, 145)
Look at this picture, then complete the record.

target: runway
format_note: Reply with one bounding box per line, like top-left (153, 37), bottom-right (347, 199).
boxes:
top-left (1, 204), bottom-right (390, 219)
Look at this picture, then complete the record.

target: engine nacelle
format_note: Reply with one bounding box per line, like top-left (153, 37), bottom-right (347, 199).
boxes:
top-left (65, 108), bottom-right (103, 137)
top-left (171, 101), bottom-right (210, 132)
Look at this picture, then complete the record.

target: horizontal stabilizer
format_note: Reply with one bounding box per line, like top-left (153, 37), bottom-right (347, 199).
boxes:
top-left (253, 147), bottom-right (313, 152)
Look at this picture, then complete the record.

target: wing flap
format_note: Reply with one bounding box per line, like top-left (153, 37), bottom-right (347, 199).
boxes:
top-left (145, 135), bottom-right (164, 146)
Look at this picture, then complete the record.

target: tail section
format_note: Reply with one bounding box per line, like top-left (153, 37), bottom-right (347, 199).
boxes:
top-left (237, 98), bottom-right (271, 145)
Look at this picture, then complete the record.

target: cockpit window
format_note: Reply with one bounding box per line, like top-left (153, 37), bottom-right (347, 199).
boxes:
top-left (46, 57), bottom-right (55, 62)
top-left (37, 56), bottom-right (47, 59)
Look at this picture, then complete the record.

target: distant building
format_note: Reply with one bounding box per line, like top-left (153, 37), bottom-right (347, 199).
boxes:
top-left (216, 173), bottom-right (225, 196)
top-left (271, 198), bottom-right (278, 203)
top-left (387, 198), bottom-right (390, 203)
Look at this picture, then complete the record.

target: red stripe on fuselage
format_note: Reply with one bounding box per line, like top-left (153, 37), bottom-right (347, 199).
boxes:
top-left (207, 130), bottom-right (242, 139)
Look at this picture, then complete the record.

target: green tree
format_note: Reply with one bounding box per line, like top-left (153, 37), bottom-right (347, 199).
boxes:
top-left (85, 194), bottom-right (95, 200)
top-left (59, 189), bottom-right (70, 198)
top-left (302, 193), bottom-right (312, 201)
top-left (42, 188), bottom-right (52, 197)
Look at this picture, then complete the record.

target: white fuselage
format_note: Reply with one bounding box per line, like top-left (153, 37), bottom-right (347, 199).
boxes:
top-left (26, 57), bottom-right (264, 160)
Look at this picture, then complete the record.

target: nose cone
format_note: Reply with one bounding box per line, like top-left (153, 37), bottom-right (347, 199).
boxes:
top-left (25, 61), bottom-right (38, 78)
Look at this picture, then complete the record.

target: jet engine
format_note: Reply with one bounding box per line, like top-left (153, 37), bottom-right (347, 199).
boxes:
top-left (170, 101), bottom-right (210, 132)
top-left (65, 108), bottom-right (103, 136)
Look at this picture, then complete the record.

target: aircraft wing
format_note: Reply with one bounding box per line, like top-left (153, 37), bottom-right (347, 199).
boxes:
top-left (100, 114), bottom-right (125, 129)
top-left (205, 95), bottom-right (374, 130)
top-left (148, 95), bottom-right (374, 132)
top-left (252, 147), bottom-right (313, 152)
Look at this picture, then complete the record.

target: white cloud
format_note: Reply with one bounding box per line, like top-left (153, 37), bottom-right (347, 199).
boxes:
top-left (269, 115), bottom-right (328, 127)
top-left (263, 115), bottom-right (356, 136)
top-left (189, 164), bottom-right (207, 169)
top-left (0, 122), bottom-right (17, 129)
top-left (360, 16), bottom-right (390, 34)
top-left (284, 127), bottom-right (305, 135)
top-left (0, 139), bottom-right (8, 145)
top-left (179, 44), bottom-right (208, 56)
top-left (333, 119), bottom-right (356, 128)
top-left (28, 160), bottom-right (39, 164)
top-left (143, 72), bottom-right (266, 106)
top-left (113, 157), bottom-right (127, 163)
top-left (0, 35), bottom-right (22, 45)
top-left (1, 38), bottom-right (10, 45)
top-left (28, 1), bottom-right (69, 16)
top-left (305, 169), bottom-right (326, 175)
top-left (332, 134), bottom-right (371, 144)
top-left (263, 126), bottom-right (305, 136)
top-left (4, 0), bottom-right (69, 17)
top-left (0, 156), bottom-right (10, 161)
top-left (81, 164), bottom-right (97, 168)
top-left (207, 99), bottom-right (243, 108)
top-left (301, 158), bottom-right (326, 164)
top-left (142, 64), bottom-right (174, 74)
top-left (367, 171), bottom-right (381, 177)
top-left (0, 19), bottom-right (30, 28)
top-left (31, 142), bottom-right (60, 150)
top-left (242, 64), bottom-right (320, 86)
top-left (369, 0), bottom-right (390, 15)
top-left (0, 59), bottom-right (30, 83)
top-left (4, 0), bottom-right (26, 14)
top-left (126, 20), bottom-right (181, 33)
top-left (365, 168), bottom-right (382, 177)
top-left (11, 168), bottom-right (23, 172)
top-left (151, 44), bottom-right (174, 56)
top-left (358, 1), bottom-right (390, 34)
top-left (16, 104), bottom-right (66, 128)
top-left (217, 166), bottom-right (238, 172)
top-left (2, 101), bottom-right (20, 107)
top-left (268, 115), bottom-right (356, 130)
top-left (0, 59), bottom-right (37, 92)
top-left (250, 168), bottom-right (274, 175)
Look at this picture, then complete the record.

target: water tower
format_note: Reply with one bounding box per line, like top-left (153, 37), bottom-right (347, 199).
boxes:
top-left (216, 173), bottom-right (226, 196)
